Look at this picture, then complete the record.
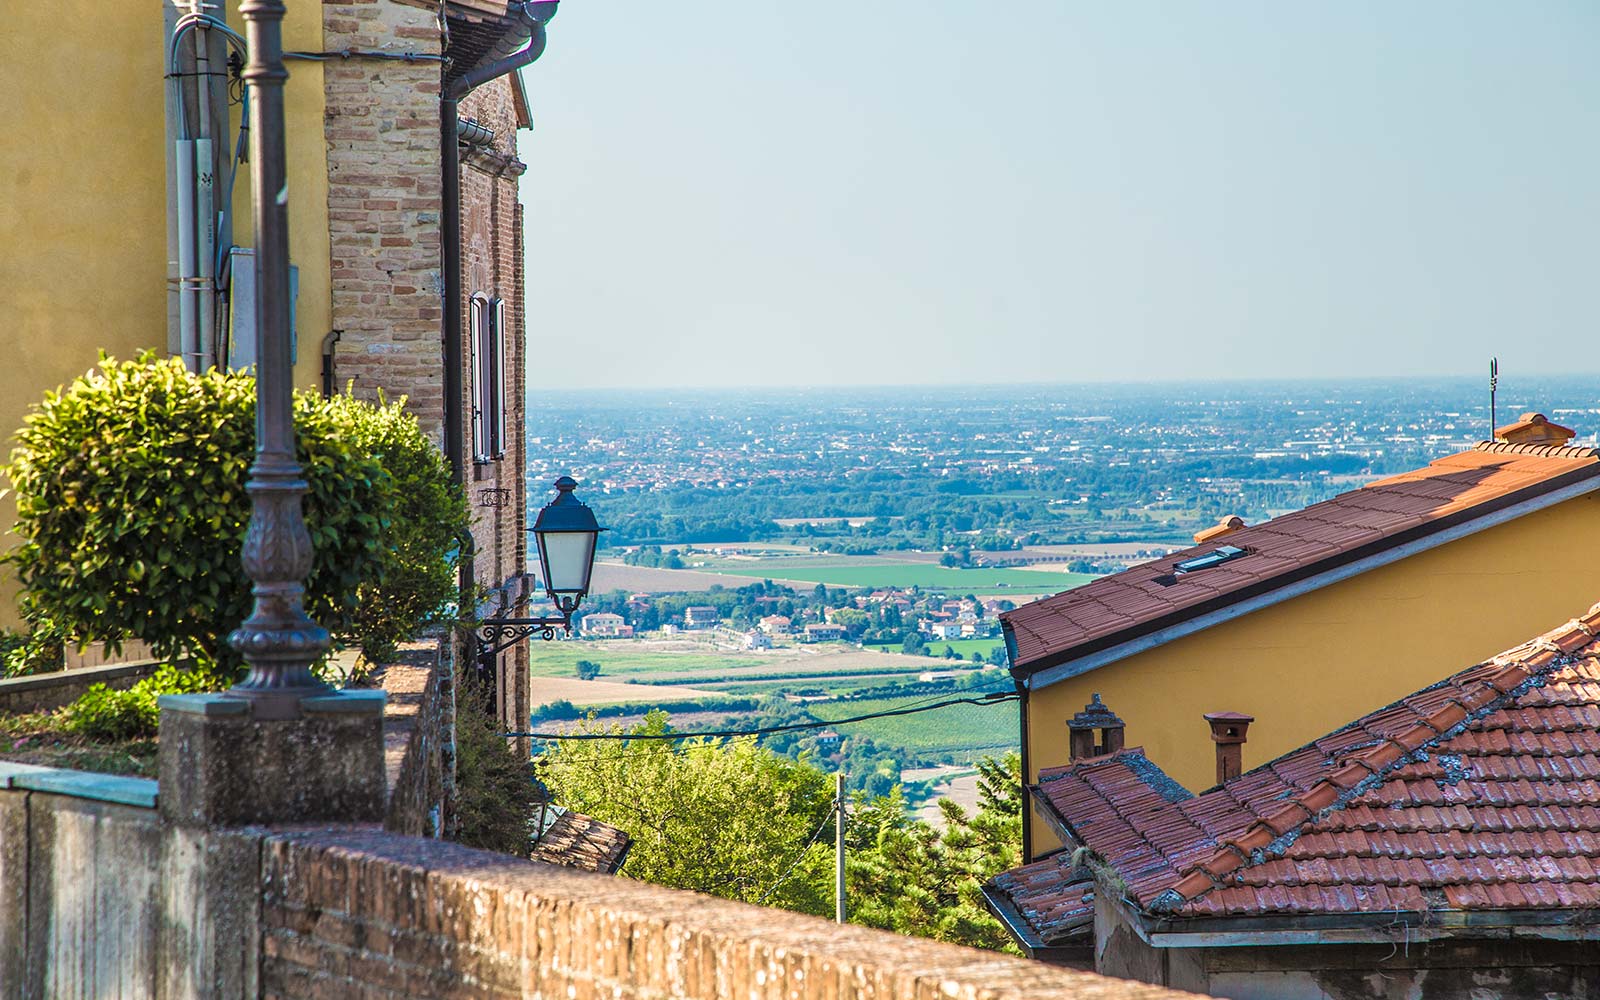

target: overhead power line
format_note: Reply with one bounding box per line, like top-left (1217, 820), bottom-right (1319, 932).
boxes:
top-left (504, 691), bottom-right (1018, 742)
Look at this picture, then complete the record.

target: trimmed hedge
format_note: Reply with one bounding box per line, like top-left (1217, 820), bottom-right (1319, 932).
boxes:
top-left (4, 355), bottom-right (466, 678)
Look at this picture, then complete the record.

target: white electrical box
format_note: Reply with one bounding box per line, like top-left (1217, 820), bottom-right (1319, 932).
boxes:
top-left (227, 247), bottom-right (298, 371)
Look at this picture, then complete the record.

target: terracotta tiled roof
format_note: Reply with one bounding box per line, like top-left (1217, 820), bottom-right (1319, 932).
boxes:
top-left (530, 805), bottom-right (631, 874)
top-left (987, 856), bottom-right (1098, 946)
top-left (1027, 604), bottom-right (1600, 920)
top-left (1002, 443), bottom-right (1600, 678)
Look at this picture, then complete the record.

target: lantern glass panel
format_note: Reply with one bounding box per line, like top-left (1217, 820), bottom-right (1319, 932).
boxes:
top-left (538, 530), bottom-right (597, 597)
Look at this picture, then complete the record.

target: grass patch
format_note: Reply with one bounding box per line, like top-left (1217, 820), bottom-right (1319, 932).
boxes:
top-left (0, 711), bottom-right (158, 778)
top-left (868, 637), bottom-right (1004, 660)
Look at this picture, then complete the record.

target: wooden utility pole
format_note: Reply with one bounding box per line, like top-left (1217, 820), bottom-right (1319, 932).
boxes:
top-left (835, 772), bottom-right (847, 924)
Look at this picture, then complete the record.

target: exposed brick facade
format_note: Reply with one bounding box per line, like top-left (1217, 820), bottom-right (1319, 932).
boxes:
top-left (323, 1), bottom-right (447, 436)
top-left (457, 77), bottom-right (531, 740)
top-left (322, 1), bottom-right (530, 738)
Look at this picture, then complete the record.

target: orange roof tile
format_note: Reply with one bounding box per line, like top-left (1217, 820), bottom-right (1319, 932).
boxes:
top-left (1005, 604), bottom-right (1600, 922)
top-left (1002, 443), bottom-right (1600, 680)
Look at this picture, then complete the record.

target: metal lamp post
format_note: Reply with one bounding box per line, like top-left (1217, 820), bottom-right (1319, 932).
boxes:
top-left (477, 477), bottom-right (603, 672)
top-left (227, 0), bottom-right (332, 718)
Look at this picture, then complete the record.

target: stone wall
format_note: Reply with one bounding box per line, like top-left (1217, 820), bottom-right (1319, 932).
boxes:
top-left (0, 764), bottom-right (260, 999)
top-left (0, 761), bottom-right (1199, 1000)
top-left (0, 660), bottom-right (159, 715)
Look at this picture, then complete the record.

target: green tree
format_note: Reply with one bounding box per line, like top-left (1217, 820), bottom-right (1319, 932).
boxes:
top-left (847, 753), bottom-right (1022, 952)
top-left (901, 632), bottom-right (928, 656)
top-left (575, 659), bottom-right (602, 680)
top-left (538, 712), bottom-right (835, 915)
top-left (827, 607), bottom-right (870, 639)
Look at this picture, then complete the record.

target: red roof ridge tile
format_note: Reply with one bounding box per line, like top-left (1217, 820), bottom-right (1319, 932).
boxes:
top-left (1471, 441), bottom-right (1599, 459)
top-left (1146, 611), bottom-right (1600, 915)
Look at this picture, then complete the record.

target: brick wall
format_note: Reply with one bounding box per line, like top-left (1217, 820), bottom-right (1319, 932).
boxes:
top-left (322, 1), bottom-right (446, 436)
top-left (259, 827), bottom-right (1196, 1000)
top-left (375, 638), bottom-right (447, 839)
top-left (457, 75), bottom-right (531, 738)
top-left (321, 3), bottom-right (530, 737)
top-left (0, 763), bottom-right (1199, 1000)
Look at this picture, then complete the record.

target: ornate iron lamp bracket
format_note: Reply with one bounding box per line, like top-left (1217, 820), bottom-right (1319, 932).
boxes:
top-left (477, 615), bottom-right (570, 656)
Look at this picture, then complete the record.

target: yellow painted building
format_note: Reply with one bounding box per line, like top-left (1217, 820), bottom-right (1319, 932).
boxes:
top-left (0, 2), bottom-right (331, 628)
top-left (1002, 426), bottom-right (1600, 859)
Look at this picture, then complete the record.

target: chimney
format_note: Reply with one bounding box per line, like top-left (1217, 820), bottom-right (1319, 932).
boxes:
top-left (1204, 711), bottom-right (1253, 784)
top-left (1194, 515), bottom-right (1247, 545)
top-left (1068, 694), bottom-right (1125, 760)
top-left (1494, 412), bottom-right (1576, 447)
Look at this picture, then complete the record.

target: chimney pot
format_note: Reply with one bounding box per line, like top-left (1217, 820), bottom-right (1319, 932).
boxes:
top-left (1068, 693), bottom-right (1126, 760)
top-left (1204, 711), bottom-right (1253, 784)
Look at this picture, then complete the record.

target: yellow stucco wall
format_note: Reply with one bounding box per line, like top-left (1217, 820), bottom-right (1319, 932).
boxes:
top-left (1025, 492), bottom-right (1600, 856)
top-left (0, 3), bottom-right (328, 629)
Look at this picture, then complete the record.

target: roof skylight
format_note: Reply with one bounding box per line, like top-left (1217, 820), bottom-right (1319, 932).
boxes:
top-left (1174, 545), bottom-right (1247, 574)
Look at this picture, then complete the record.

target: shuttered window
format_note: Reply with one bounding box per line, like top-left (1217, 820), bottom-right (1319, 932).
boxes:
top-left (470, 293), bottom-right (507, 463)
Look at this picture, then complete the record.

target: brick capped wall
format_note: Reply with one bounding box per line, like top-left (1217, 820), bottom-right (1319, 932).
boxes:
top-left (258, 827), bottom-right (1198, 1000)
top-left (0, 764), bottom-right (1200, 1000)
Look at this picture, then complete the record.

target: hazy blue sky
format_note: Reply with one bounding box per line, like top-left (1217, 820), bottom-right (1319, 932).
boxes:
top-left (518, 2), bottom-right (1597, 389)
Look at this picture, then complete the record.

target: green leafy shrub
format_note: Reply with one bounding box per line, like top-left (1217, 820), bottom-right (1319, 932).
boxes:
top-left (327, 390), bottom-right (468, 662)
top-left (453, 671), bottom-right (537, 855)
top-left (0, 624), bottom-right (64, 678)
top-left (3, 355), bottom-right (465, 677)
top-left (64, 663), bottom-right (215, 741)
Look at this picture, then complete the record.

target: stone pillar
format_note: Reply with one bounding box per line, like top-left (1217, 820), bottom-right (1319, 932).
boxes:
top-left (158, 691), bottom-right (386, 828)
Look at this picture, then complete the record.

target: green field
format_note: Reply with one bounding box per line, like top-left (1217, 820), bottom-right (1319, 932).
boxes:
top-left (523, 642), bottom-right (1019, 765)
top-left (807, 695), bottom-right (1017, 753)
top-left (693, 560), bottom-right (1094, 595)
top-left (868, 637), bottom-right (1005, 660)
top-left (524, 644), bottom-right (767, 679)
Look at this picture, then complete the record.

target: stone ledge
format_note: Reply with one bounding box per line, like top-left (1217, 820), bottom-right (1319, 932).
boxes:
top-left (1, 762), bottom-right (158, 808)
top-left (0, 660), bottom-right (162, 714)
top-left (302, 690), bottom-right (386, 715)
top-left (159, 693), bottom-right (250, 716)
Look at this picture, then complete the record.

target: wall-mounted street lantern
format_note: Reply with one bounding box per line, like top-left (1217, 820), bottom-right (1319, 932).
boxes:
top-left (477, 477), bottom-right (604, 688)
top-left (531, 476), bottom-right (603, 619)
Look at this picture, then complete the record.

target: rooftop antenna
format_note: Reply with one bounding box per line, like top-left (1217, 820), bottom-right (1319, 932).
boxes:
top-left (1489, 357), bottom-right (1499, 442)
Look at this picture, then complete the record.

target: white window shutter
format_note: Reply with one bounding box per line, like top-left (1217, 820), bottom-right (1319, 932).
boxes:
top-left (491, 296), bottom-right (507, 458)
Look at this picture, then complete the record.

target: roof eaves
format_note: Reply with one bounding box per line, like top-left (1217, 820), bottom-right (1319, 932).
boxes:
top-left (1142, 905), bottom-right (1600, 947)
top-left (1016, 468), bottom-right (1600, 690)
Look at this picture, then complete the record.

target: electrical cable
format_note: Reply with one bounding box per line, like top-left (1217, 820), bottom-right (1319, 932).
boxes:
top-left (756, 795), bottom-right (837, 905)
top-left (506, 692), bottom-right (1018, 742)
top-left (285, 49), bottom-right (446, 63)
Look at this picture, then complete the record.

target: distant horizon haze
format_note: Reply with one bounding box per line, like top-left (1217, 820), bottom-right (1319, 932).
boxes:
top-left (521, 2), bottom-right (1598, 390)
